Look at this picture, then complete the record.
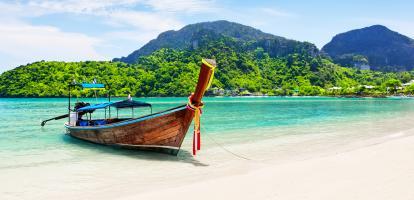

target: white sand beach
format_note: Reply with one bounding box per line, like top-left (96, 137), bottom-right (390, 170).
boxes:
top-left (127, 134), bottom-right (414, 200)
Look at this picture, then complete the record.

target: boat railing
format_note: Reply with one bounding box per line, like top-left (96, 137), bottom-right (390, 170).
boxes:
top-left (67, 104), bottom-right (187, 129)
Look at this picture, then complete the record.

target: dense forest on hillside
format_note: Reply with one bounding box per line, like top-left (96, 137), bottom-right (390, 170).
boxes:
top-left (2, 20), bottom-right (414, 97)
top-left (1, 42), bottom-right (414, 97)
top-left (2, 20), bottom-right (414, 98)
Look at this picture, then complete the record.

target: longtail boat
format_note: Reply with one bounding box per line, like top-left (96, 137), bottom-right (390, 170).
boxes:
top-left (62, 59), bottom-right (216, 155)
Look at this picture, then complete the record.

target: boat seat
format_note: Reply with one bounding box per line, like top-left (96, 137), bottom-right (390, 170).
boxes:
top-left (94, 120), bottom-right (106, 126)
top-left (79, 120), bottom-right (89, 126)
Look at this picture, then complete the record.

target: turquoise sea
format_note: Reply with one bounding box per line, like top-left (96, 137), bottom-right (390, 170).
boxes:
top-left (1, 97), bottom-right (414, 162)
top-left (1, 97), bottom-right (414, 199)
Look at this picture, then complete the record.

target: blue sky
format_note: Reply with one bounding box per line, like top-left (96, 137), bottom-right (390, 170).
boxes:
top-left (0, 0), bottom-right (413, 71)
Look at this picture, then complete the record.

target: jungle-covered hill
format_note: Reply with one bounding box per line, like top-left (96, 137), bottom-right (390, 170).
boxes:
top-left (1, 21), bottom-right (414, 97)
top-left (1, 45), bottom-right (413, 97)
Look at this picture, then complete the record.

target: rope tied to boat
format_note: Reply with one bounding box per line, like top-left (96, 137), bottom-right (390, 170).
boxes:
top-left (187, 94), bottom-right (204, 155)
top-left (187, 99), bottom-right (253, 160)
top-left (186, 59), bottom-right (216, 156)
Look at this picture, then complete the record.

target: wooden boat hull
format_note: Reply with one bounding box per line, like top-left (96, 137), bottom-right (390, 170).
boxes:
top-left (66, 105), bottom-right (194, 155)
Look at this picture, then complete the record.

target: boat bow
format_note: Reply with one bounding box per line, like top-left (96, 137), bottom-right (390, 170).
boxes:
top-left (187, 59), bottom-right (216, 155)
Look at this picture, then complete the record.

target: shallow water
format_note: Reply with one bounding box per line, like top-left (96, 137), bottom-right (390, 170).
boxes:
top-left (1, 97), bottom-right (414, 166)
top-left (1, 97), bottom-right (414, 199)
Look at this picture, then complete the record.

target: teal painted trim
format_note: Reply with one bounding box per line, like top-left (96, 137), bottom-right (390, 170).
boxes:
top-left (66, 105), bottom-right (187, 130)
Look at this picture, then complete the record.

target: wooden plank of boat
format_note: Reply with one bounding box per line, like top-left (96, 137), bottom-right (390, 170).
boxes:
top-left (66, 59), bottom-right (216, 155)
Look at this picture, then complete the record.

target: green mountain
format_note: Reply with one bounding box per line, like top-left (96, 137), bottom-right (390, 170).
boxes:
top-left (1, 21), bottom-right (414, 97)
top-left (322, 25), bottom-right (414, 71)
top-left (113, 20), bottom-right (319, 63)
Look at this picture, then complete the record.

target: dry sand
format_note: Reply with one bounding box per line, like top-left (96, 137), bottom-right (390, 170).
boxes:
top-left (123, 134), bottom-right (414, 200)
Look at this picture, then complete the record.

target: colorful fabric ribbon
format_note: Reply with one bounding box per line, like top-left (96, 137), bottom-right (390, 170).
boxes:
top-left (187, 94), bottom-right (204, 155)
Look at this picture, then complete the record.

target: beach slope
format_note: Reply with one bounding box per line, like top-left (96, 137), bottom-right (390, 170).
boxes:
top-left (126, 135), bottom-right (414, 200)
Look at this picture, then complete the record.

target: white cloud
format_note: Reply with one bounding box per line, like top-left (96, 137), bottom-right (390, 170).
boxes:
top-left (0, 0), bottom-right (220, 71)
top-left (105, 11), bottom-right (183, 31)
top-left (25, 0), bottom-right (142, 15)
top-left (19, 0), bottom-right (208, 30)
top-left (24, 0), bottom-right (217, 14)
top-left (144, 0), bottom-right (217, 13)
top-left (0, 22), bottom-right (104, 71)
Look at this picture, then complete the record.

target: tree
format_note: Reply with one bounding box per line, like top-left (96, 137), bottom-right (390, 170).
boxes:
top-left (384, 79), bottom-right (402, 94)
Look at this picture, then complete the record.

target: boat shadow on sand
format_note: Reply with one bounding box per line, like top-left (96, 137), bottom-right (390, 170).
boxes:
top-left (62, 134), bottom-right (209, 167)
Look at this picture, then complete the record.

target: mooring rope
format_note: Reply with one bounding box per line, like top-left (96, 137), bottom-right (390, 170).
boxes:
top-left (201, 127), bottom-right (252, 161)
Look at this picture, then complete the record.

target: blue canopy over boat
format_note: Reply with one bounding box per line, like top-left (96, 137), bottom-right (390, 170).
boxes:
top-left (77, 100), bottom-right (151, 112)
